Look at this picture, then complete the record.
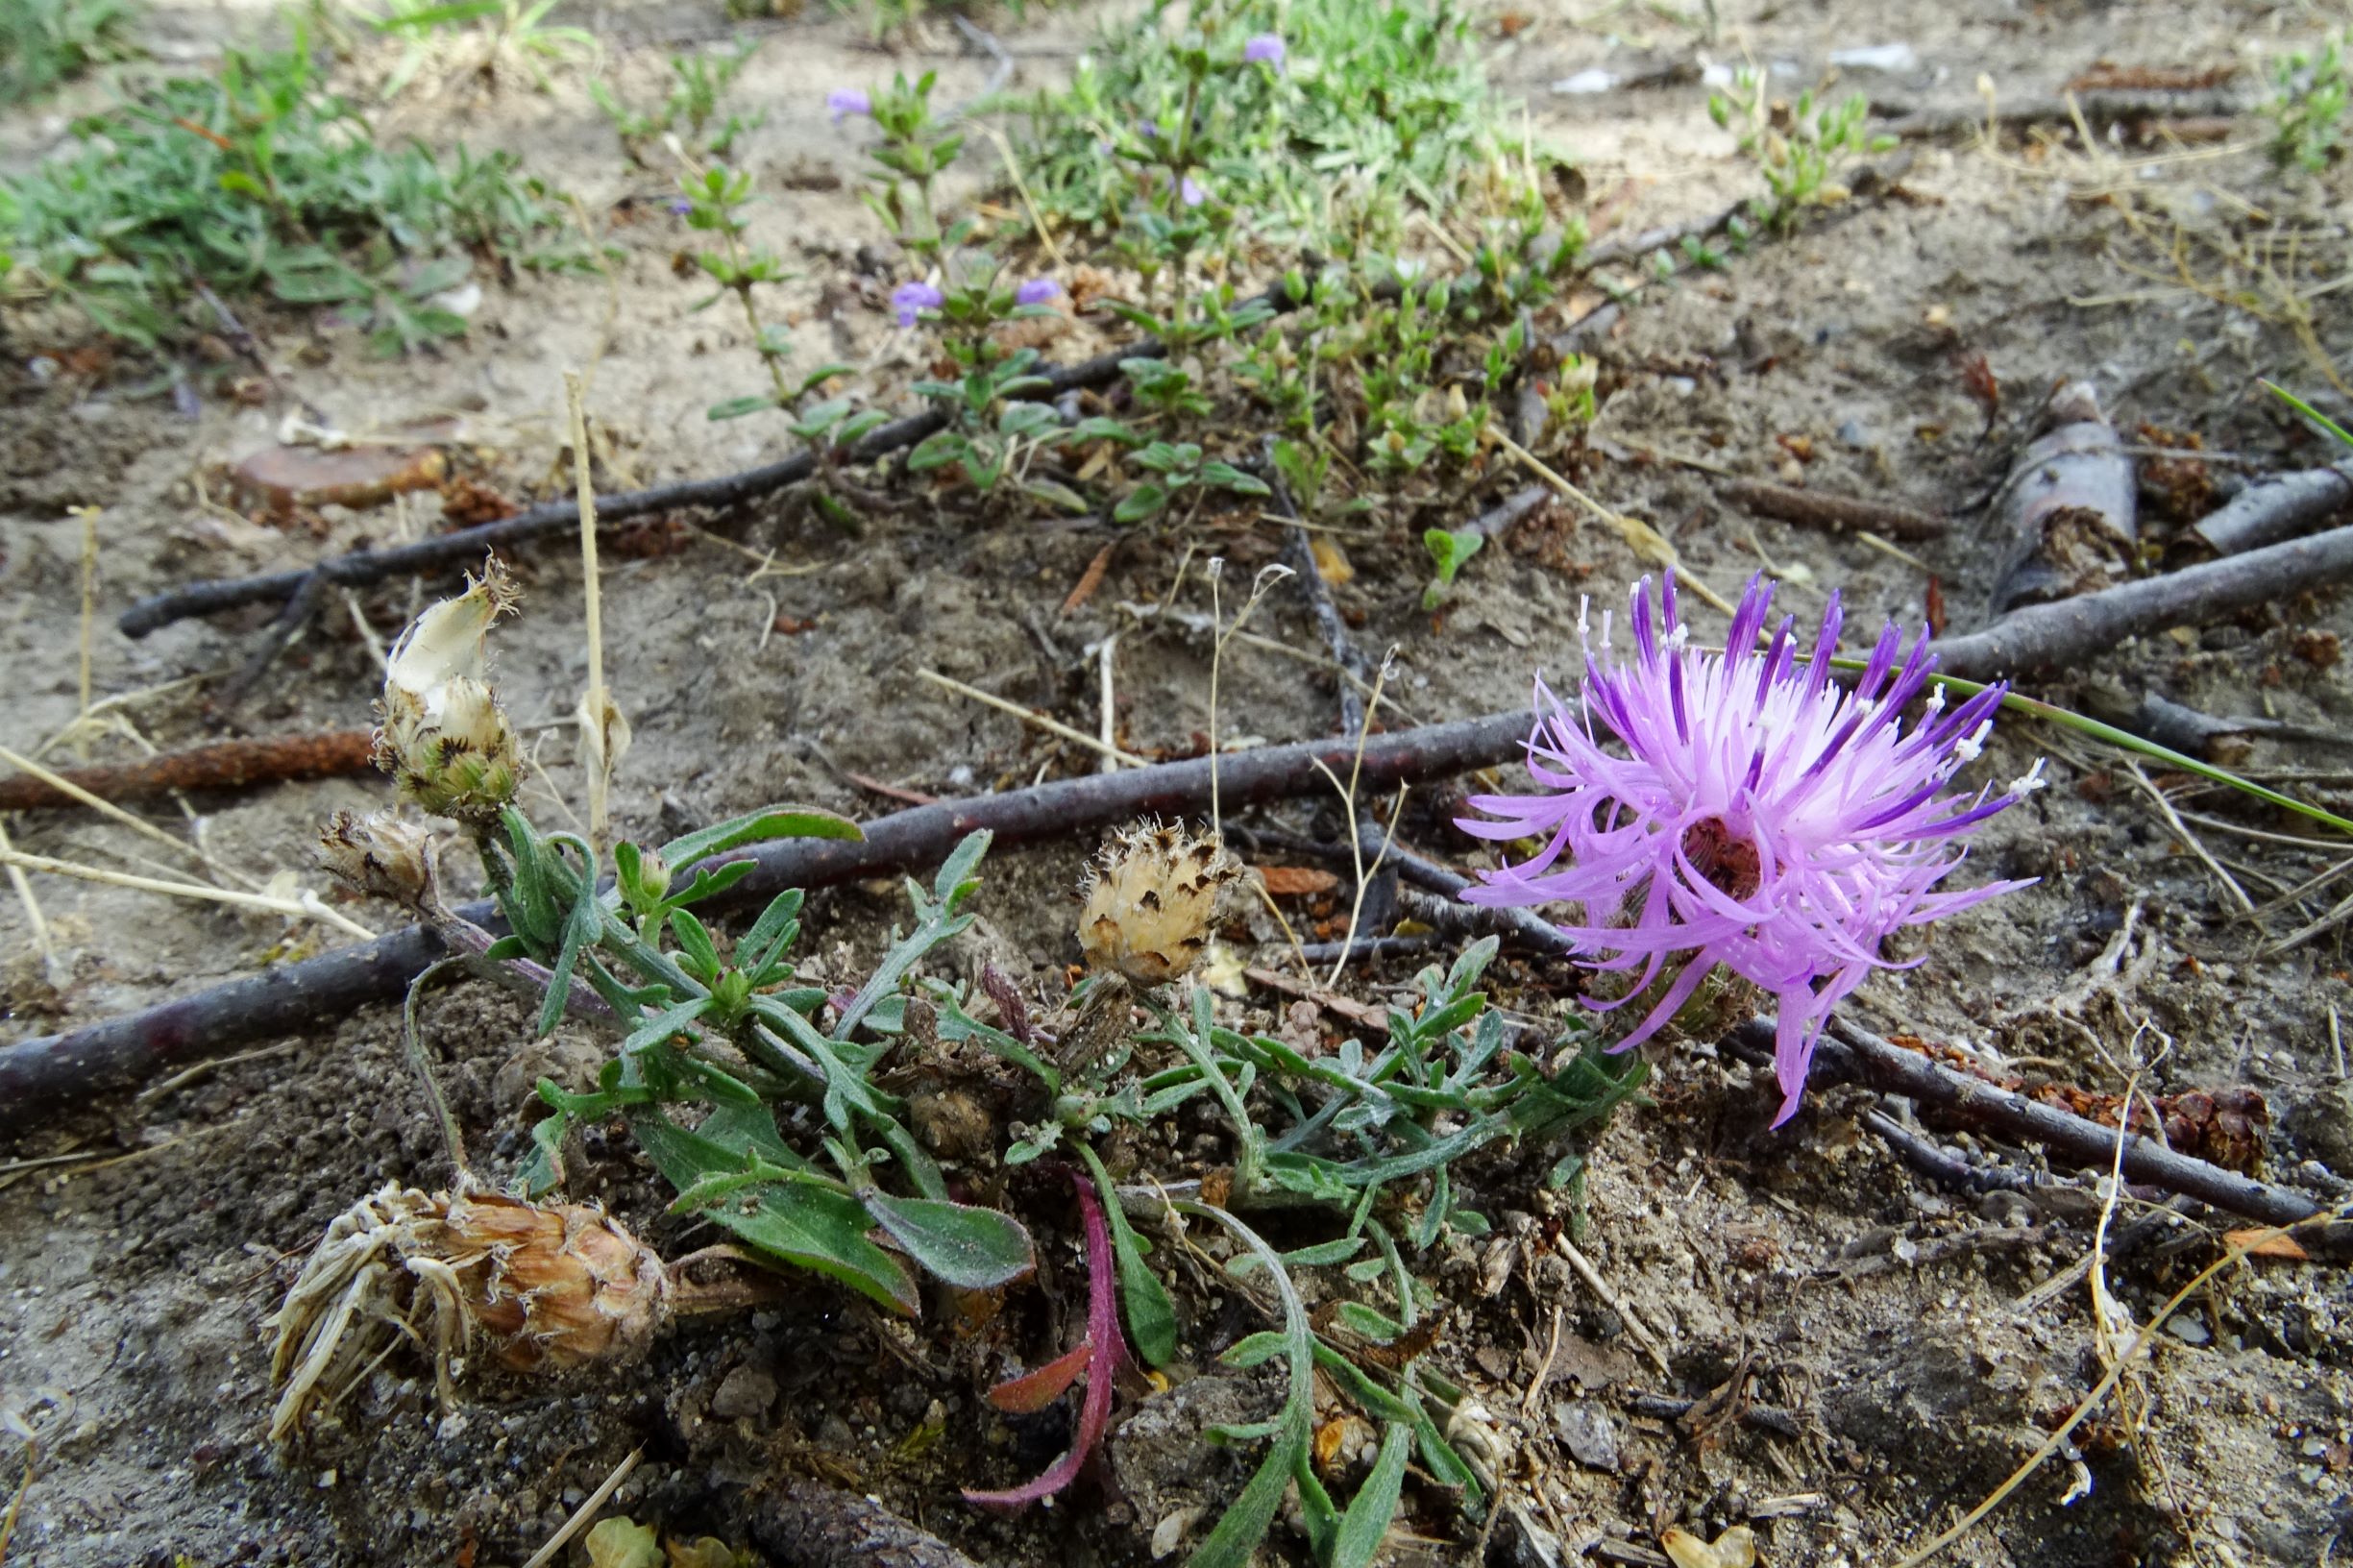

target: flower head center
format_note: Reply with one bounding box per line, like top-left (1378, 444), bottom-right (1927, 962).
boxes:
top-left (1679, 817), bottom-right (1762, 902)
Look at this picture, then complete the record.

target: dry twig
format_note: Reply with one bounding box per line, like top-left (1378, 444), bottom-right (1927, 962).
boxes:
top-left (1718, 478), bottom-right (1946, 542)
top-left (0, 710), bottom-right (1532, 1125)
top-left (0, 731), bottom-right (377, 813)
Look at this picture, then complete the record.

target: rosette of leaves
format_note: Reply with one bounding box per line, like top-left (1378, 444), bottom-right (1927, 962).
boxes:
top-left (499, 815), bottom-right (1036, 1314)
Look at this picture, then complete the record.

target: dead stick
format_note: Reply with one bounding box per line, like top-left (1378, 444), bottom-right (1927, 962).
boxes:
top-left (1875, 88), bottom-right (2250, 138)
top-left (1266, 444), bottom-right (1372, 736)
top-left (1718, 477), bottom-right (1946, 543)
top-left (1334, 827), bottom-right (2325, 1232)
top-left (2191, 461), bottom-right (2353, 556)
top-left (1465, 484), bottom-right (1555, 542)
top-left (1788, 1018), bottom-right (2322, 1230)
top-left (0, 710), bottom-right (1531, 1127)
top-left (0, 731), bottom-right (378, 812)
top-left (1930, 522), bottom-right (2353, 678)
top-left (119, 276), bottom-right (1332, 639)
top-left (37, 541), bottom-right (2341, 1141)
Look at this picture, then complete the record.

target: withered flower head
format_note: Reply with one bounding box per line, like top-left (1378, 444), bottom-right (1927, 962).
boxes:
top-left (1077, 818), bottom-right (1239, 987)
top-left (267, 1184), bottom-right (669, 1443)
top-left (374, 558), bottom-right (526, 822)
top-left (316, 809), bottom-right (436, 906)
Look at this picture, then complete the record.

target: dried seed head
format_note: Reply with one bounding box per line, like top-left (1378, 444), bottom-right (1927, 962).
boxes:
top-left (374, 559), bottom-right (526, 822)
top-left (316, 809), bottom-right (436, 906)
top-left (1077, 819), bottom-right (1239, 987)
top-left (266, 1184), bottom-right (668, 1444)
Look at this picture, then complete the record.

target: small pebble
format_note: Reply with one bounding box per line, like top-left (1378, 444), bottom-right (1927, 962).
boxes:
top-left (713, 1363), bottom-right (778, 1420)
top-left (1553, 1399), bottom-right (1621, 1471)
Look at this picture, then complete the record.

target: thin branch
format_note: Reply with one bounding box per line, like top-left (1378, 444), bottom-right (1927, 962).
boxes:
top-left (2189, 459), bottom-right (2353, 556)
top-left (1718, 477), bottom-right (1947, 542)
top-left (1785, 1017), bottom-right (2329, 1232)
top-left (0, 709), bottom-right (1532, 1126)
top-left (116, 284), bottom-right (1316, 640)
top-left (0, 731), bottom-right (376, 812)
top-left (1929, 522), bottom-right (2353, 677)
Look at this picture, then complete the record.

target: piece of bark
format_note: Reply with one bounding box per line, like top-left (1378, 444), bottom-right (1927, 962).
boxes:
top-left (231, 446), bottom-right (447, 517)
top-left (2190, 461), bottom-right (2353, 556)
top-left (0, 730), bottom-right (378, 812)
top-left (1987, 381), bottom-right (2139, 618)
top-left (2079, 681), bottom-right (2255, 766)
top-left (748, 1478), bottom-right (986, 1568)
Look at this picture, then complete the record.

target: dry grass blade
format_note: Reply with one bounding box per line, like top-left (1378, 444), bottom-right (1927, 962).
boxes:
top-left (519, 1446), bottom-right (643, 1568)
top-left (1892, 1206), bottom-right (2349, 1568)
top-left (2121, 761), bottom-right (2254, 919)
top-left (565, 370), bottom-right (627, 846)
top-left (0, 845), bottom-right (372, 940)
top-left (0, 820), bottom-right (56, 978)
top-left (917, 668), bottom-right (1150, 767)
top-left (1495, 431), bottom-right (1737, 616)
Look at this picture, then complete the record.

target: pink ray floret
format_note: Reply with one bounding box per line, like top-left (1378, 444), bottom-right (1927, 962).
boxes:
top-left (1458, 574), bottom-right (2043, 1125)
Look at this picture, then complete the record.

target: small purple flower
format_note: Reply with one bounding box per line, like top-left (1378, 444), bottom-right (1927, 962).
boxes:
top-left (891, 280), bottom-right (944, 327)
top-left (1015, 278), bottom-right (1062, 307)
top-left (668, 197), bottom-right (693, 216)
top-left (827, 87), bottom-right (872, 124)
top-left (1458, 574), bottom-right (2042, 1126)
top-left (1242, 33), bottom-right (1287, 71)
top-left (1179, 174), bottom-right (1207, 208)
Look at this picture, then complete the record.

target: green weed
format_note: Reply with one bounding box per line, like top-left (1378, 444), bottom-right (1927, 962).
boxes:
top-left (358, 0), bottom-right (599, 94)
top-left (2267, 33), bottom-right (2349, 172)
top-left (1707, 68), bottom-right (1893, 233)
top-left (1, 35), bottom-right (594, 356)
top-left (0, 0), bottom-right (137, 104)
top-left (591, 39), bottom-right (762, 163)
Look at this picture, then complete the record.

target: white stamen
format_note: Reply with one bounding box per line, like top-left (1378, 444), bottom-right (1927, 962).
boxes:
top-left (1924, 685), bottom-right (1946, 713)
top-left (1577, 595), bottom-right (1591, 640)
top-left (2007, 757), bottom-right (2048, 796)
top-left (1664, 624), bottom-right (1690, 652)
top-left (1599, 609), bottom-right (1613, 651)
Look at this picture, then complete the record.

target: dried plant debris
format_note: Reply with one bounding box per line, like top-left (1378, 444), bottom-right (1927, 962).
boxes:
top-left (1077, 819), bottom-right (1242, 987)
top-left (267, 1184), bottom-right (669, 1443)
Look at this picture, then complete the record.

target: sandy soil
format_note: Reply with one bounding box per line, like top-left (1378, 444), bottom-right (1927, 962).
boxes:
top-left (4, 0), bottom-right (2353, 1563)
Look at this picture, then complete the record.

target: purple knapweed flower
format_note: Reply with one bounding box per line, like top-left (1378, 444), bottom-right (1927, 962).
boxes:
top-left (1015, 278), bottom-right (1062, 307)
top-left (1242, 33), bottom-right (1287, 71)
top-left (1458, 574), bottom-right (2043, 1126)
top-left (827, 87), bottom-right (872, 124)
top-left (1179, 174), bottom-right (1208, 208)
top-left (892, 280), bottom-right (944, 327)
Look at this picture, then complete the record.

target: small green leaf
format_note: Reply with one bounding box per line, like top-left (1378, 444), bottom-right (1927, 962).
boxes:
top-left (629, 1108), bottom-right (917, 1313)
top-left (1080, 1144), bottom-right (1176, 1365)
top-left (1277, 1237), bottom-right (1366, 1269)
top-left (536, 884), bottom-right (601, 1038)
top-left (1184, 1431), bottom-right (1306, 1568)
top-left (657, 806), bottom-right (863, 870)
top-left (708, 393), bottom-right (776, 421)
top-left (668, 909), bottom-right (721, 980)
top-left (1333, 1301), bottom-right (1405, 1342)
top-left (1330, 1423), bottom-right (1412, 1568)
top-left (1219, 1331), bottom-right (1289, 1369)
top-left (861, 1190), bottom-right (1035, 1289)
top-left (740, 888), bottom-right (805, 975)
top-left (1115, 482), bottom-right (1171, 524)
